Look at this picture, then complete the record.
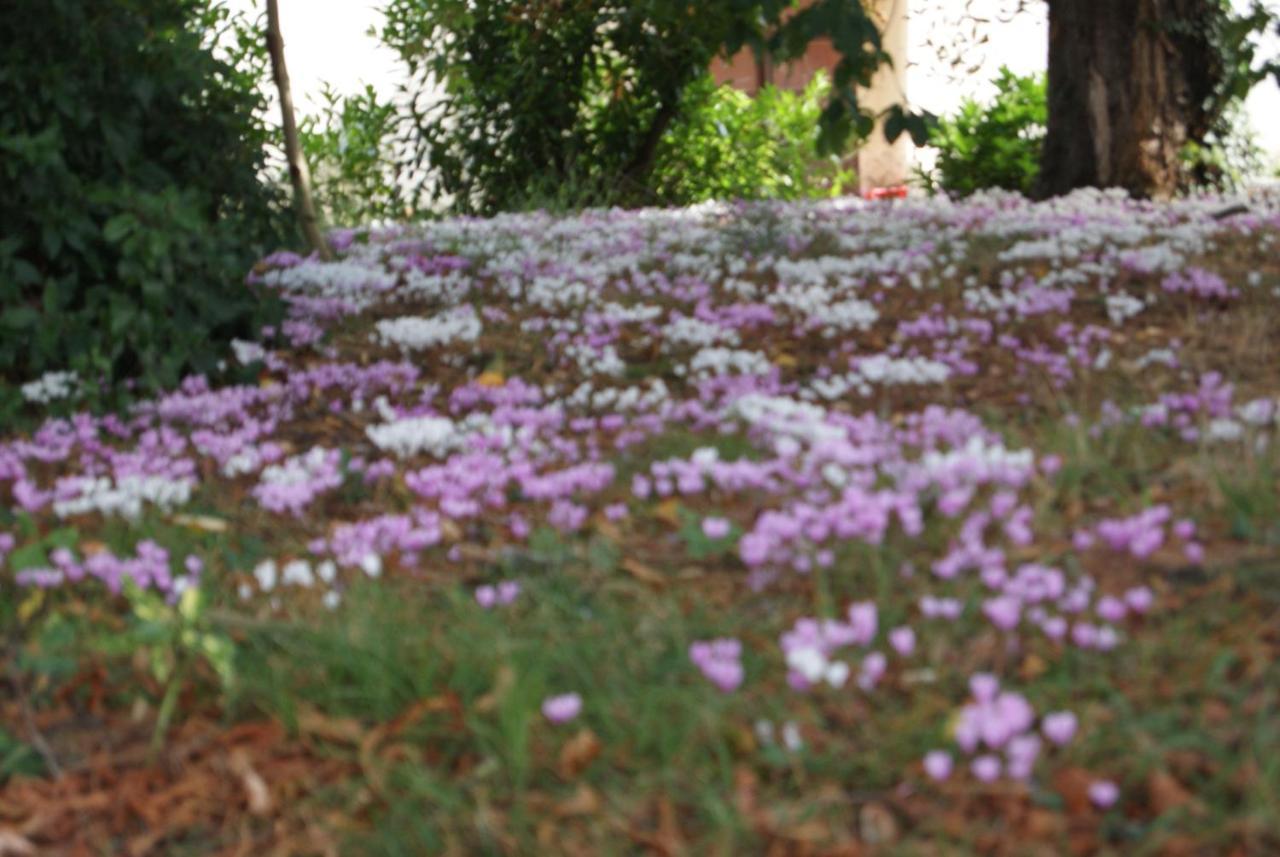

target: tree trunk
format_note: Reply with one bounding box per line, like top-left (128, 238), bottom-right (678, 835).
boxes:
top-left (1037, 0), bottom-right (1221, 199)
top-left (266, 0), bottom-right (331, 259)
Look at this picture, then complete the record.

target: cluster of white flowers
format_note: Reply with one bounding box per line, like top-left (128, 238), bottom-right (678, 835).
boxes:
top-left (860, 355), bottom-right (951, 385)
top-left (21, 371), bottom-right (79, 404)
top-left (1134, 348), bottom-right (1178, 369)
top-left (914, 436), bottom-right (1036, 489)
top-left (661, 316), bottom-right (740, 348)
top-left (1238, 398), bottom-right (1278, 426)
top-left (256, 447), bottom-right (338, 490)
top-left (525, 276), bottom-right (593, 310)
top-left (565, 378), bottom-right (671, 412)
top-left (963, 286), bottom-right (1021, 314)
top-left (247, 557), bottom-right (342, 609)
top-left (677, 347), bottom-right (773, 379)
top-left (230, 339), bottom-right (266, 365)
top-left (398, 268), bottom-right (473, 304)
top-left (1105, 293), bottom-right (1146, 324)
top-left (730, 394), bottom-right (846, 448)
top-left (819, 298), bottom-right (880, 335)
top-left (804, 355), bottom-right (951, 402)
top-left (1206, 419), bottom-right (1244, 442)
top-left (53, 474), bottom-right (194, 520)
top-left (366, 414), bottom-right (464, 459)
top-left (261, 258), bottom-right (393, 310)
top-left (598, 302), bottom-right (664, 326)
top-left (374, 308), bottom-right (483, 351)
top-left (563, 342), bottom-right (626, 377)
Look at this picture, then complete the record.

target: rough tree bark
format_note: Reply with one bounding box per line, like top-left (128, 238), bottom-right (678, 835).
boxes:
top-left (1037, 0), bottom-right (1221, 199)
top-left (266, 0), bottom-right (331, 259)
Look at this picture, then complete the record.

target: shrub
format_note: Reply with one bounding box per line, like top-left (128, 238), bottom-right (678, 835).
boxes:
top-left (379, 0), bottom-right (921, 215)
top-left (917, 67), bottom-right (1046, 198)
top-left (651, 74), bottom-right (857, 205)
top-left (0, 0), bottom-right (287, 413)
top-left (300, 84), bottom-right (409, 225)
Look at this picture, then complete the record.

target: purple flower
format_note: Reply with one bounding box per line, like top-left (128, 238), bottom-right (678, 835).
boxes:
top-left (701, 516), bottom-right (732, 539)
top-left (1006, 734), bottom-right (1041, 780)
top-left (924, 750), bottom-right (953, 781)
top-left (857, 651), bottom-right (887, 690)
top-left (1124, 585), bottom-right (1154, 613)
top-left (1088, 779), bottom-right (1120, 808)
top-left (542, 693), bottom-right (583, 724)
top-left (983, 596), bottom-right (1021, 631)
top-left (497, 580), bottom-right (521, 604)
top-left (1096, 595), bottom-right (1126, 623)
top-left (969, 673), bottom-right (1000, 703)
top-left (847, 601), bottom-right (878, 645)
top-left (889, 626), bottom-right (916, 656)
top-left (1042, 711), bottom-right (1078, 746)
top-left (690, 637), bottom-right (744, 692)
top-left (972, 755), bottom-right (1002, 783)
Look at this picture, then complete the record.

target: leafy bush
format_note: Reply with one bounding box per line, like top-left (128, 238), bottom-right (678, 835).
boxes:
top-left (917, 68), bottom-right (1046, 198)
top-left (651, 74), bottom-right (857, 205)
top-left (921, 59), bottom-right (1268, 198)
top-left (1181, 103), bottom-right (1267, 192)
top-left (0, 0), bottom-right (287, 412)
top-left (380, 0), bottom-right (924, 215)
top-left (300, 84), bottom-right (409, 225)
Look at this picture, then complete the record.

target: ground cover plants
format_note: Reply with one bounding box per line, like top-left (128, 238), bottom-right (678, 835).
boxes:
top-left (2, 188), bottom-right (1280, 854)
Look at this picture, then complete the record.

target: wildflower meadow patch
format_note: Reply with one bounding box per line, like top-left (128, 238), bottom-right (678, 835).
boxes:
top-left (2, 189), bottom-right (1280, 853)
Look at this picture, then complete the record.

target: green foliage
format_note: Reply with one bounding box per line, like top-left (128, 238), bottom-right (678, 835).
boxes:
top-left (1182, 103), bottom-right (1267, 192)
top-left (920, 54), bottom-right (1270, 199)
top-left (651, 74), bottom-right (857, 204)
top-left (917, 67), bottom-right (1047, 198)
top-left (1178, 0), bottom-right (1278, 190)
top-left (379, 0), bottom-right (925, 215)
top-left (0, 0), bottom-right (287, 410)
top-left (300, 84), bottom-right (409, 225)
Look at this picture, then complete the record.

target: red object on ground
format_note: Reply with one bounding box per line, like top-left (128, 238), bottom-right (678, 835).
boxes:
top-left (863, 185), bottom-right (909, 200)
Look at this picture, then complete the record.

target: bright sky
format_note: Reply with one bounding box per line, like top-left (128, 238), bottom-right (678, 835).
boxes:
top-left (234, 0), bottom-right (1280, 169)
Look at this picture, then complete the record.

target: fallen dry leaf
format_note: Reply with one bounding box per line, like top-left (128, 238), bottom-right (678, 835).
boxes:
top-left (555, 785), bottom-right (601, 817)
top-left (228, 748), bottom-right (272, 816)
top-left (1052, 766), bottom-right (1094, 817)
top-left (474, 665), bottom-right (516, 714)
top-left (0, 831), bottom-right (35, 857)
top-left (1147, 769), bottom-right (1201, 816)
top-left (171, 513), bottom-right (229, 533)
top-left (622, 558), bottom-right (667, 587)
top-left (557, 729), bottom-right (602, 780)
top-left (653, 499), bottom-right (681, 527)
top-left (858, 802), bottom-right (899, 845)
top-left (296, 707), bottom-right (364, 745)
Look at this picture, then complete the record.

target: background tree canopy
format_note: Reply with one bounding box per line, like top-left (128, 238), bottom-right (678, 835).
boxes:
top-left (378, 0), bottom-right (931, 214)
top-left (0, 0), bottom-right (287, 412)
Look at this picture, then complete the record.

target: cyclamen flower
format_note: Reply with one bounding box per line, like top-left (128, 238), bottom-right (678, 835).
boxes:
top-left (1042, 711), bottom-right (1078, 746)
top-left (847, 601), bottom-right (878, 645)
top-left (701, 516), bottom-right (732, 539)
top-left (1089, 780), bottom-right (1120, 808)
top-left (889, 626), bottom-right (916, 656)
top-left (476, 581), bottom-right (521, 609)
top-left (924, 750), bottom-right (953, 781)
top-left (689, 638), bottom-right (744, 692)
top-left (972, 755), bottom-right (1002, 783)
top-left (542, 693), bottom-right (583, 724)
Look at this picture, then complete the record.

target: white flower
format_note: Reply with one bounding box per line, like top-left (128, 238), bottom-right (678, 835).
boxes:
top-left (374, 307), bottom-right (483, 351)
top-left (21, 370), bottom-right (79, 404)
top-left (366, 415), bottom-right (462, 459)
top-left (253, 560), bottom-right (278, 592)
